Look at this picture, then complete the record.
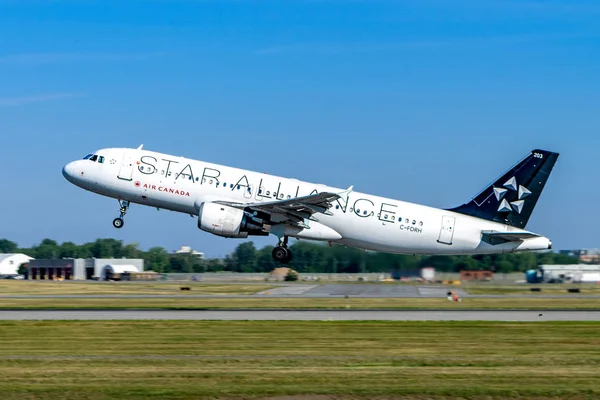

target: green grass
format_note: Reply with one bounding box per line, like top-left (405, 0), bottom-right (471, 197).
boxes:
top-left (465, 284), bottom-right (600, 295)
top-left (1, 297), bottom-right (600, 310)
top-left (0, 320), bottom-right (598, 399)
top-left (0, 281), bottom-right (275, 295)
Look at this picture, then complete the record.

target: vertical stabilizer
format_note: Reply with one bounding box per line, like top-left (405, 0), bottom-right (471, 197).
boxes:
top-left (447, 149), bottom-right (559, 228)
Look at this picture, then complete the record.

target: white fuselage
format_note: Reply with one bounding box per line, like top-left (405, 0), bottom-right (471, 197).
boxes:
top-left (62, 147), bottom-right (552, 255)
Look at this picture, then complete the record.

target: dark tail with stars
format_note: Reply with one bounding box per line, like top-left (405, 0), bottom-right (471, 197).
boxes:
top-left (447, 149), bottom-right (559, 229)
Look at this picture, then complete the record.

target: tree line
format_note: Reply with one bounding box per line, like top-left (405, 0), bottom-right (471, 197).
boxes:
top-left (0, 238), bottom-right (582, 275)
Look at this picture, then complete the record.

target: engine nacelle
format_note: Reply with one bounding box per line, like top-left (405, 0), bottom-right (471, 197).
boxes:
top-left (197, 202), bottom-right (266, 238)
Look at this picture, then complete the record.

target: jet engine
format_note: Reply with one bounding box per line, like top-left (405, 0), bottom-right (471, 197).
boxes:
top-left (197, 202), bottom-right (267, 238)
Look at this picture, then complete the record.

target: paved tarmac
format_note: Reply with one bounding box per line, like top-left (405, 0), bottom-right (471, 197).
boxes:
top-left (259, 284), bottom-right (468, 297)
top-left (1, 310), bottom-right (599, 321)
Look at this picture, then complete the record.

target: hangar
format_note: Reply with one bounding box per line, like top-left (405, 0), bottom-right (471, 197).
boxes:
top-left (0, 254), bottom-right (34, 276)
top-left (26, 258), bottom-right (144, 280)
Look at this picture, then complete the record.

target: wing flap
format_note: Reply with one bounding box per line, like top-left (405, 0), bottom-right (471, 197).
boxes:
top-left (213, 186), bottom-right (353, 226)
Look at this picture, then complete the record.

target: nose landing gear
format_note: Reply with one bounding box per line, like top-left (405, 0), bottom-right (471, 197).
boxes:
top-left (112, 200), bottom-right (130, 229)
top-left (272, 236), bottom-right (292, 264)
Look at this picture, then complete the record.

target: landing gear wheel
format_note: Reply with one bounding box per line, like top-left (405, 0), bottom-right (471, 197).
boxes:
top-left (272, 246), bottom-right (288, 263)
top-left (283, 249), bottom-right (293, 264)
top-left (272, 235), bottom-right (292, 263)
top-left (112, 218), bottom-right (124, 229)
top-left (113, 199), bottom-right (130, 229)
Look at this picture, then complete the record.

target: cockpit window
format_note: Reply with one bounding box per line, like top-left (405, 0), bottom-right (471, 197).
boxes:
top-left (83, 153), bottom-right (105, 163)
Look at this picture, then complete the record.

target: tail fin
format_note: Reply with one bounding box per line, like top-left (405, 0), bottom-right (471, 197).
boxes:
top-left (447, 149), bottom-right (559, 228)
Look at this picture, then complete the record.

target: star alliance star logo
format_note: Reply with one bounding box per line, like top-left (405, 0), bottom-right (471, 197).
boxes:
top-left (493, 177), bottom-right (531, 214)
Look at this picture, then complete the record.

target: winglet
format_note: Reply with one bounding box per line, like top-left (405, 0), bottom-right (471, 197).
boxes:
top-left (137, 144), bottom-right (144, 150)
top-left (336, 185), bottom-right (354, 198)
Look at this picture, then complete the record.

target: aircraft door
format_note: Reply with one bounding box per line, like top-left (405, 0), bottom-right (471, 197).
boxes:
top-left (117, 152), bottom-right (135, 181)
top-left (437, 215), bottom-right (455, 245)
top-left (244, 184), bottom-right (253, 199)
top-left (254, 184), bottom-right (265, 201)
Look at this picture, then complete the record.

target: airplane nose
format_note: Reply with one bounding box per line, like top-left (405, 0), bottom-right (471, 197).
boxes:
top-left (62, 161), bottom-right (77, 182)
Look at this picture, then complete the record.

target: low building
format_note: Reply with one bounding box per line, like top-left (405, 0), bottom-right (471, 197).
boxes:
top-left (100, 264), bottom-right (140, 281)
top-left (174, 245), bottom-right (204, 258)
top-left (26, 258), bottom-right (144, 280)
top-left (390, 268), bottom-right (435, 281)
top-left (460, 270), bottom-right (494, 281)
top-left (526, 264), bottom-right (600, 283)
top-left (120, 271), bottom-right (160, 281)
top-left (559, 249), bottom-right (600, 263)
top-left (0, 254), bottom-right (34, 276)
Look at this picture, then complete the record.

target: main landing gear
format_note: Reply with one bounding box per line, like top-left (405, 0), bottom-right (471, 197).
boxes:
top-left (272, 236), bottom-right (293, 264)
top-left (112, 200), bottom-right (130, 229)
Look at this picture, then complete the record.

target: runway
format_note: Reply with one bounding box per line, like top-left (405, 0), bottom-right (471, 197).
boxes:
top-left (1, 309), bottom-right (600, 321)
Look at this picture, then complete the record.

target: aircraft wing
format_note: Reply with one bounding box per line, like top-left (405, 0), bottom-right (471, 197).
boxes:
top-left (481, 230), bottom-right (540, 243)
top-left (214, 186), bottom-right (353, 227)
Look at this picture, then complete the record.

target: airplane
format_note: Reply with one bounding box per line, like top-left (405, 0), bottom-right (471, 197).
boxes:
top-left (62, 146), bottom-right (559, 263)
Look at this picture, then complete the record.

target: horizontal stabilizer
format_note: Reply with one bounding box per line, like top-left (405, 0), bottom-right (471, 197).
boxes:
top-left (481, 230), bottom-right (540, 244)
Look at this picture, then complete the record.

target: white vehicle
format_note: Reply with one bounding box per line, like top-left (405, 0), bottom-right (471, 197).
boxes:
top-left (62, 146), bottom-right (558, 263)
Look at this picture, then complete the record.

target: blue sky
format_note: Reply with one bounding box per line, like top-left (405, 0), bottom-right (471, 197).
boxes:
top-left (1, 0), bottom-right (599, 257)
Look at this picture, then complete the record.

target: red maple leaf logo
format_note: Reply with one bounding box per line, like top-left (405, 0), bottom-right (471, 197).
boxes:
top-left (134, 181), bottom-right (141, 187)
